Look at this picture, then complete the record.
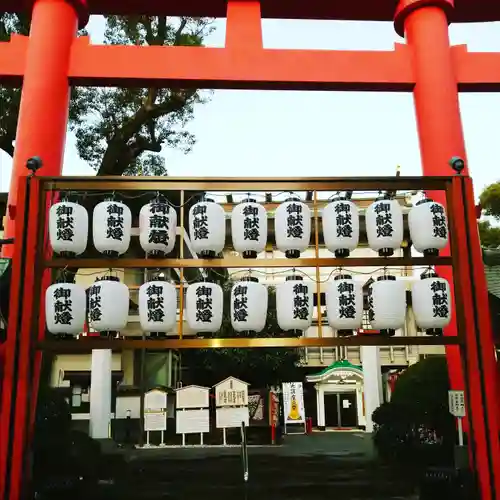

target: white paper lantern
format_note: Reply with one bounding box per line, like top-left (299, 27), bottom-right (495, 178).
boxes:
top-left (93, 200), bottom-right (132, 256)
top-left (45, 282), bottom-right (86, 336)
top-left (186, 282), bottom-right (223, 333)
top-left (408, 199), bottom-right (448, 256)
top-left (48, 201), bottom-right (88, 256)
top-left (88, 277), bottom-right (129, 336)
top-left (189, 198), bottom-right (226, 258)
top-left (139, 196), bottom-right (177, 256)
top-left (230, 277), bottom-right (268, 333)
top-left (276, 276), bottom-right (313, 332)
top-left (275, 197), bottom-right (311, 258)
top-left (326, 274), bottom-right (363, 336)
top-left (231, 198), bottom-right (267, 258)
top-left (411, 271), bottom-right (451, 336)
top-left (368, 276), bottom-right (406, 336)
top-left (322, 196), bottom-right (360, 258)
top-left (365, 196), bottom-right (404, 257)
top-left (139, 280), bottom-right (177, 337)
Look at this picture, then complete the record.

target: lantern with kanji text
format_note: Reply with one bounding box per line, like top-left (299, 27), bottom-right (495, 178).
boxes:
top-left (322, 193), bottom-right (359, 258)
top-left (230, 277), bottom-right (268, 334)
top-left (88, 276), bottom-right (129, 337)
top-left (326, 274), bottom-right (363, 337)
top-left (186, 282), bottom-right (223, 334)
top-left (139, 278), bottom-right (177, 338)
top-left (411, 270), bottom-right (451, 336)
top-left (365, 195), bottom-right (403, 257)
top-left (45, 279), bottom-right (86, 337)
top-left (276, 275), bottom-right (313, 333)
top-left (408, 199), bottom-right (448, 256)
top-left (188, 198), bottom-right (226, 258)
top-left (231, 198), bottom-right (267, 258)
top-left (93, 200), bottom-right (132, 256)
top-left (275, 196), bottom-right (311, 258)
top-left (139, 195), bottom-right (177, 256)
top-left (48, 200), bottom-right (88, 256)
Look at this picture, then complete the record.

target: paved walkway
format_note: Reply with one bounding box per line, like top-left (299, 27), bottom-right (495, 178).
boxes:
top-left (121, 431), bottom-right (377, 462)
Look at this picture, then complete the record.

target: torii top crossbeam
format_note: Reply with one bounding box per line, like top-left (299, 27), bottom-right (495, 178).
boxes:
top-left (3, 0), bottom-right (500, 22)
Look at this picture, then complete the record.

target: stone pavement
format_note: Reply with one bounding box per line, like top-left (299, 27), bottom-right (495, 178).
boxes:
top-left (123, 430), bottom-right (377, 462)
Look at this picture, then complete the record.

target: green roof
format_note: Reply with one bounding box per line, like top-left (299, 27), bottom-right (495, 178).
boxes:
top-left (310, 359), bottom-right (362, 377)
top-left (485, 266), bottom-right (500, 299)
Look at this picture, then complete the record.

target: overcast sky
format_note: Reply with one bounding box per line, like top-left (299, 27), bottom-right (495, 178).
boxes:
top-left (1, 18), bottom-right (500, 198)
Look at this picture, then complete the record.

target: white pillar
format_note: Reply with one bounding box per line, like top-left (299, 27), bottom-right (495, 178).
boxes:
top-left (90, 349), bottom-right (112, 439)
top-left (355, 385), bottom-right (365, 427)
top-left (361, 346), bottom-right (383, 433)
top-left (316, 385), bottom-right (326, 428)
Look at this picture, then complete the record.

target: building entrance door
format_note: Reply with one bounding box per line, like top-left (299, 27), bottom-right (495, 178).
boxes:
top-left (324, 392), bottom-right (358, 428)
top-left (324, 393), bottom-right (340, 427)
top-left (339, 392), bottom-right (358, 428)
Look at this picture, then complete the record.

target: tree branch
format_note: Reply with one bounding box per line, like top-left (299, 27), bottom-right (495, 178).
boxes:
top-left (97, 90), bottom-right (196, 175)
top-left (174, 18), bottom-right (188, 43)
top-left (0, 136), bottom-right (14, 157)
top-left (141, 16), bottom-right (155, 45)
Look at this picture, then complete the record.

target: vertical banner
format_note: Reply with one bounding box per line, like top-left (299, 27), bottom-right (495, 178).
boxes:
top-left (282, 382), bottom-right (306, 424)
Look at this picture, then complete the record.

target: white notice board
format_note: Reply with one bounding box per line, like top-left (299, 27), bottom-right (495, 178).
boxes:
top-left (176, 409), bottom-right (210, 434)
top-left (216, 406), bottom-right (249, 429)
top-left (176, 385), bottom-right (209, 409)
top-left (448, 390), bottom-right (466, 417)
top-left (145, 389), bottom-right (167, 410)
top-left (214, 377), bottom-right (249, 407)
top-left (144, 411), bottom-right (167, 432)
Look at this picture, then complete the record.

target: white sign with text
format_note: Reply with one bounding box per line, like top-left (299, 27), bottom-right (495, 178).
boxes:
top-left (282, 382), bottom-right (306, 424)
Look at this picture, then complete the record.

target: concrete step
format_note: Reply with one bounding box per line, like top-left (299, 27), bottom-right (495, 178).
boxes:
top-left (103, 482), bottom-right (417, 500)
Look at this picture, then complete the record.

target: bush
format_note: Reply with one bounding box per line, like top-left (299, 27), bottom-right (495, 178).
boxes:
top-left (32, 389), bottom-right (103, 496)
top-left (372, 358), bottom-right (457, 467)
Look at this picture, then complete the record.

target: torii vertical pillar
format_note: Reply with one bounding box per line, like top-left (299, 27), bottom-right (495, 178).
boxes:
top-left (396, 2), bottom-right (500, 498)
top-left (1, 0), bottom-right (88, 258)
top-left (0, 2), bottom-right (88, 499)
top-left (394, 0), bottom-right (466, 404)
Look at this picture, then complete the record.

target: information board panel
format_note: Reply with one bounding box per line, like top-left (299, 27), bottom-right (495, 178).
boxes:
top-left (176, 409), bottom-right (210, 434)
top-left (216, 406), bottom-right (249, 429)
top-left (214, 377), bottom-right (249, 407)
top-left (176, 385), bottom-right (209, 409)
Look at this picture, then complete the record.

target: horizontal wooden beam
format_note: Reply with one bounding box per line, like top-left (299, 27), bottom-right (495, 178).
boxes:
top-left (2, 36), bottom-right (500, 91)
top-left (39, 335), bottom-right (460, 352)
top-left (68, 40), bottom-right (414, 91)
top-left (39, 175), bottom-right (451, 192)
top-left (3, 0), bottom-right (499, 26)
top-left (0, 36), bottom-right (27, 85)
top-left (454, 45), bottom-right (500, 91)
top-left (46, 256), bottom-right (452, 269)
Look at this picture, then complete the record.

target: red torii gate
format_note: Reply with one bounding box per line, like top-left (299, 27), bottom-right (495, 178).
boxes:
top-left (0, 0), bottom-right (499, 499)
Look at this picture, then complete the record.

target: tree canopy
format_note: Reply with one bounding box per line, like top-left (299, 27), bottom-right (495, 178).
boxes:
top-left (479, 181), bottom-right (500, 220)
top-left (0, 14), bottom-right (214, 176)
top-left (478, 182), bottom-right (500, 253)
top-left (478, 220), bottom-right (500, 248)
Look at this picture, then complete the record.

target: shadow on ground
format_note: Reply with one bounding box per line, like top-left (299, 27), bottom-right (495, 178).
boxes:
top-left (86, 432), bottom-right (418, 500)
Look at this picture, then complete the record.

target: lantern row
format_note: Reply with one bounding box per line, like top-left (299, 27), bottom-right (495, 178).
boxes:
top-left (49, 194), bottom-right (448, 259)
top-left (46, 271), bottom-right (451, 339)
